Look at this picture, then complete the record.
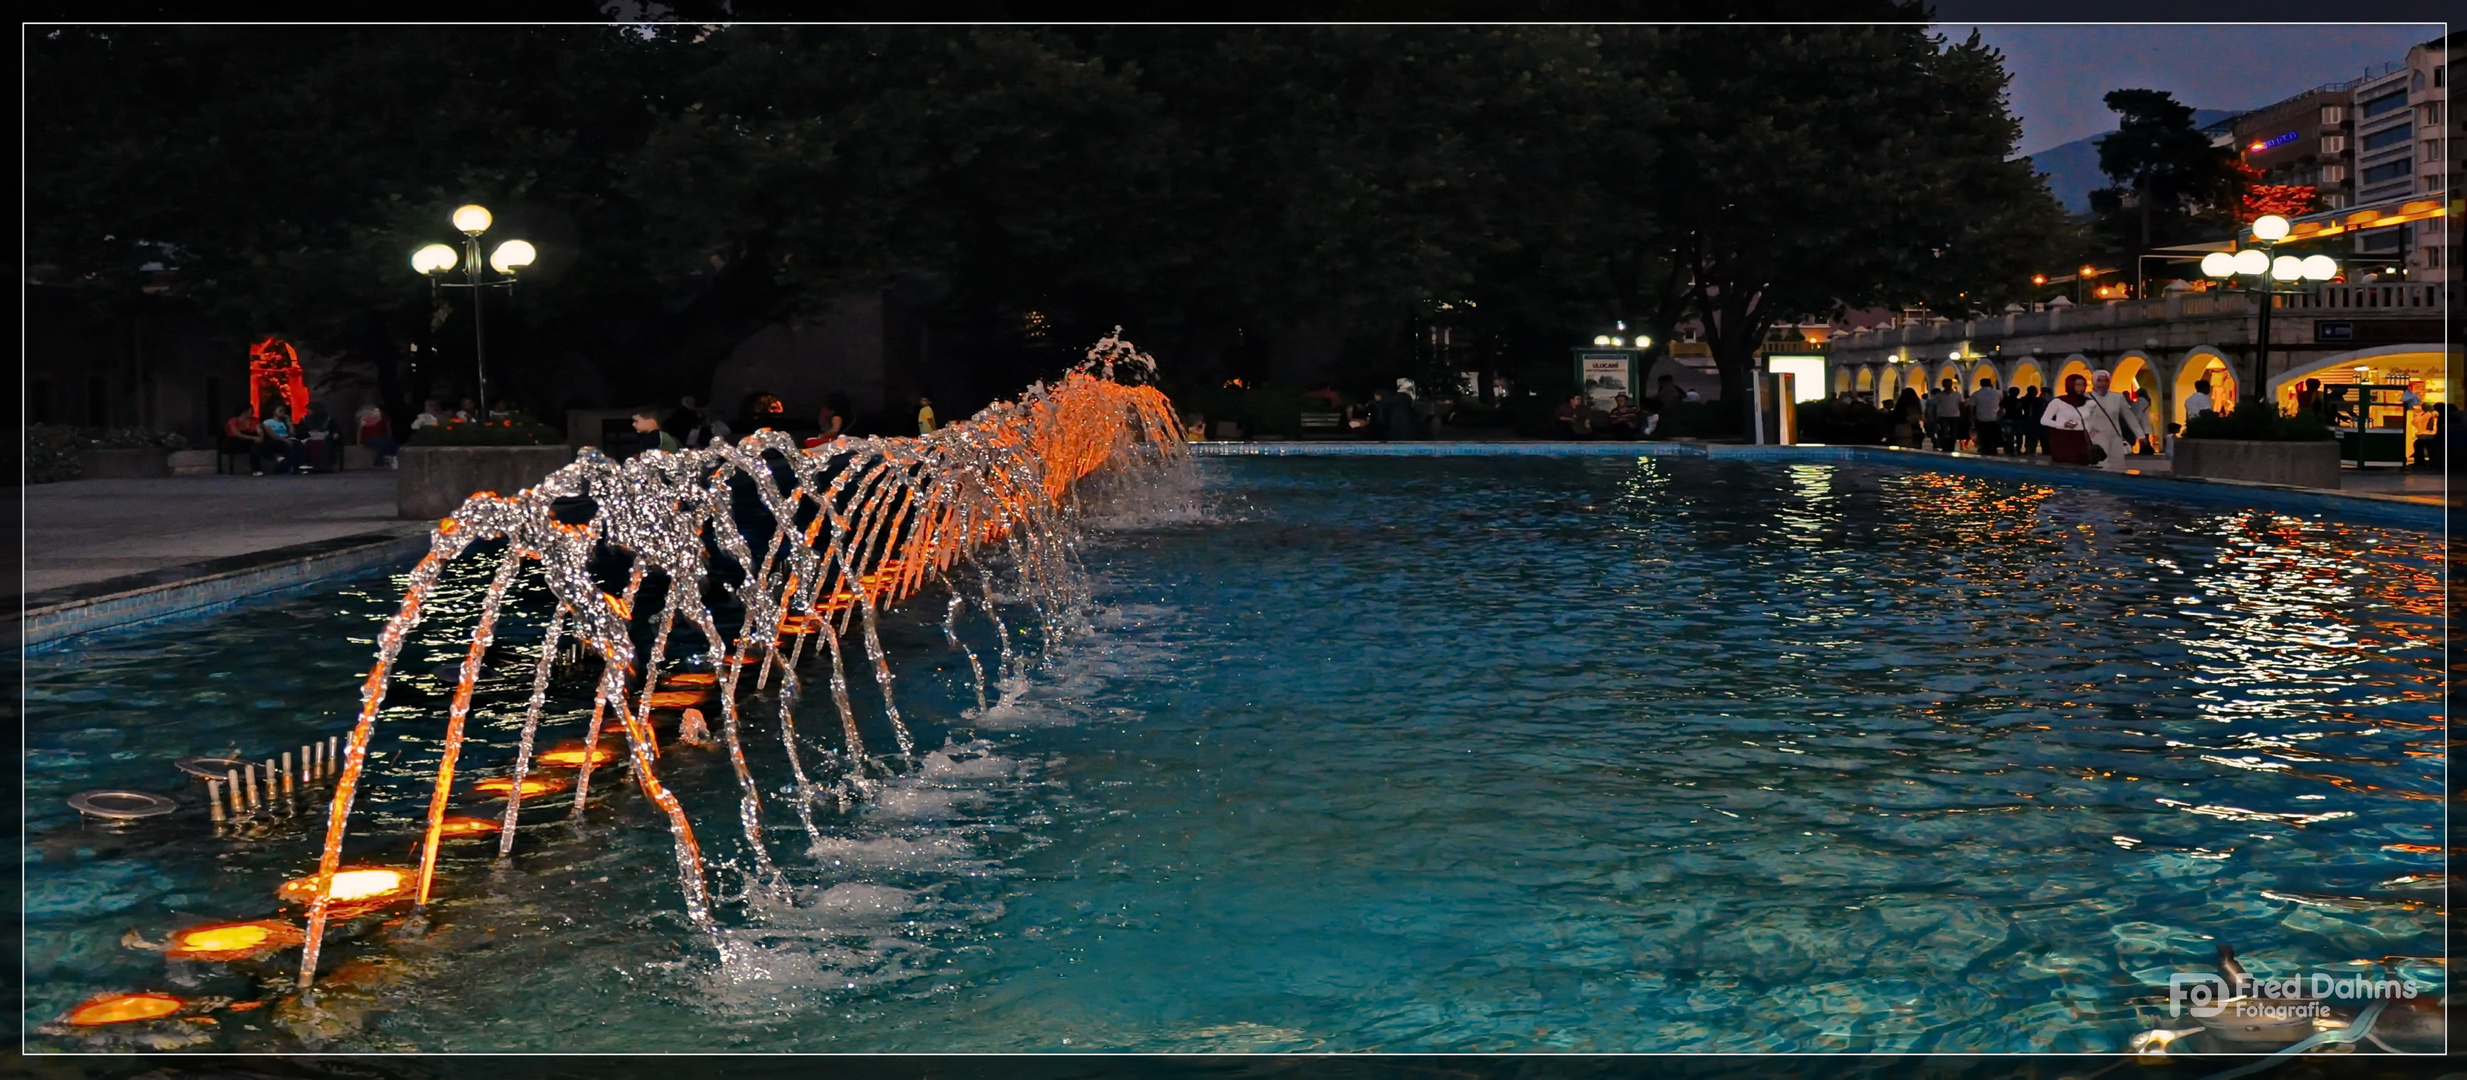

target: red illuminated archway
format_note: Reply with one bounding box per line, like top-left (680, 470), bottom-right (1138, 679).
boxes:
top-left (250, 337), bottom-right (309, 423)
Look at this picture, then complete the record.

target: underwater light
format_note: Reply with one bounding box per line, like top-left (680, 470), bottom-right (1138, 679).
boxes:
top-left (164, 919), bottom-right (304, 962)
top-left (65, 993), bottom-right (187, 1026)
top-left (643, 689), bottom-right (712, 709)
top-left (474, 775), bottom-right (570, 799)
top-left (432, 815), bottom-right (503, 837)
top-left (533, 743), bottom-right (618, 769)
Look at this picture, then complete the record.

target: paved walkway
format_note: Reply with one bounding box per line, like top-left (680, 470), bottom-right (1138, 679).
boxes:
top-left (22, 473), bottom-right (418, 596)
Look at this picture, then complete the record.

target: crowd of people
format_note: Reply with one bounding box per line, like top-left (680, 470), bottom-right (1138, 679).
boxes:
top-left (1862, 371), bottom-right (2179, 472)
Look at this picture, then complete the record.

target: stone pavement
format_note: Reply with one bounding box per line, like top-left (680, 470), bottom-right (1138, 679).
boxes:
top-left (22, 472), bottom-right (418, 596)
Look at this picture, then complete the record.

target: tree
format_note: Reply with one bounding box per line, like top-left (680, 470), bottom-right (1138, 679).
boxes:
top-left (1640, 24), bottom-right (2070, 421)
top-left (2087, 88), bottom-right (2242, 253)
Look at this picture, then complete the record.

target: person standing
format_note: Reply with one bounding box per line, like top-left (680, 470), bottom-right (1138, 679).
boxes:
top-left (2182, 379), bottom-right (2216, 425)
top-left (2039, 374), bottom-right (2093, 465)
top-left (916, 396), bottom-right (939, 434)
top-left (1892, 386), bottom-right (1925, 448)
top-left (1928, 379), bottom-right (1964, 451)
top-left (2079, 370), bottom-right (2148, 471)
top-left (1969, 376), bottom-right (2003, 455)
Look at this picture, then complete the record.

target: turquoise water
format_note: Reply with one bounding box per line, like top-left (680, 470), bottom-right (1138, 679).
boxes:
top-left (22, 456), bottom-right (2446, 1052)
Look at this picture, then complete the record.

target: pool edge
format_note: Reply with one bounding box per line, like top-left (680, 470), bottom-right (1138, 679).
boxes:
top-left (1188, 441), bottom-right (2446, 531)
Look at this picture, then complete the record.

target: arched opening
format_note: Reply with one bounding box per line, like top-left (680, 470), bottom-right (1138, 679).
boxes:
top-left (2112, 353), bottom-right (2162, 419)
top-left (1833, 367), bottom-right (1852, 396)
top-left (1969, 361), bottom-right (1999, 391)
top-left (2007, 359), bottom-right (2046, 392)
top-left (2268, 346), bottom-right (2455, 460)
top-left (1855, 366), bottom-right (1875, 396)
top-left (1932, 363), bottom-right (1961, 392)
top-left (2172, 349), bottom-right (2238, 425)
top-left (1877, 366), bottom-right (1902, 402)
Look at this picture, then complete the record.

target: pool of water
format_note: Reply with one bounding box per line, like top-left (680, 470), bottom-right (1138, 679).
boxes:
top-left (23, 456), bottom-right (2447, 1053)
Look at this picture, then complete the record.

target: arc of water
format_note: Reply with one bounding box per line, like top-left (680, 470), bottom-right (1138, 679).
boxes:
top-left (415, 553), bottom-right (527, 905)
top-left (498, 604), bottom-right (568, 857)
top-left (569, 567), bottom-right (646, 814)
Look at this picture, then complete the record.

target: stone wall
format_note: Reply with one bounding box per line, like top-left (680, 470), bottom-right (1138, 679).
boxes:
top-left (2172, 438), bottom-right (2343, 489)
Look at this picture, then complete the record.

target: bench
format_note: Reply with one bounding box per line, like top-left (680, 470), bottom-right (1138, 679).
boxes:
top-left (1299, 412), bottom-right (1345, 438)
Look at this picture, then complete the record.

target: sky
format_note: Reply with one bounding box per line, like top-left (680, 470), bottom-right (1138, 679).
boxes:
top-left (1941, 24), bottom-right (2443, 157)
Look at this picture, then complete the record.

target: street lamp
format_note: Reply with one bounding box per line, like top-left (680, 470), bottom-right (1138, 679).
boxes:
top-left (413, 204), bottom-right (534, 418)
top-left (2201, 214), bottom-right (2336, 409)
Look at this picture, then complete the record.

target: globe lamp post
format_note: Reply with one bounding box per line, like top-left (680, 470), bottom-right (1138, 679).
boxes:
top-left (2200, 214), bottom-right (2336, 410)
top-left (412, 205), bottom-right (534, 418)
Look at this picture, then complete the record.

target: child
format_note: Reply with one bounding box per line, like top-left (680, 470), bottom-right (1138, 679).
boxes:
top-left (2162, 421), bottom-right (2181, 459)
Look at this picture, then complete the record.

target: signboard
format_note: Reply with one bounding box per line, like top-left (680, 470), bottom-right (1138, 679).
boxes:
top-left (1765, 355), bottom-right (1829, 403)
top-left (1576, 351), bottom-right (1634, 410)
top-left (2315, 320), bottom-right (2354, 342)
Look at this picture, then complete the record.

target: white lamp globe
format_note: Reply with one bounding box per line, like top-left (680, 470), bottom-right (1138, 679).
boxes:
top-left (2200, 251), bottom-right (2237, 278)
top-left (489, 240), bottom-right (537, 273)
top-left (411, 244), bottom-right (458, 275)
top-left (2299, 254), bottom-right (2338, 280)
top-left (2270, 255), bottom-right (2303, 281)
top-left (2232, 249), bottom-right (2269, 276)
top-left (2250, 214), bottom-right (2291, 241)
top-left (1593, 335), bottom-right (1611, 346)
top-left (1634, 335), bottom-right (1651, 349)
top-left (452, 204), bottom-right (494, 235)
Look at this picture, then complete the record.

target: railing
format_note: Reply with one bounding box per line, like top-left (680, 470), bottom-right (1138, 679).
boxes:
top-left (2277, 283), bottom-right (2442, 311)
top-left (1830, 283), bottom-right (2435, 355)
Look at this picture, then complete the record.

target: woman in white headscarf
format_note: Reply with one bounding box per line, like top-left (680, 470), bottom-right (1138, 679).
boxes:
top-left (2080, 369), bottom-right (2148, 471)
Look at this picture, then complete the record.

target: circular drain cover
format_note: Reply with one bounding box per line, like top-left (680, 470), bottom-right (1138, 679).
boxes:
top-left (68, 790), bottom-right (178, 820)
top-left (174, 756), bottom-right (248, 780)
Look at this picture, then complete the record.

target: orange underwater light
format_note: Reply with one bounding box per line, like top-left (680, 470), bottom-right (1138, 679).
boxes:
top-left (473, 775), bottom-right (570, 799)
top-left (432, 815), bottom-right (503, 838)
top-left (533, 743), bottom-right (619, 769)
top-left (65, 992), bottom-right (187, 1026)
top-left (643, 689), bottom-right (712, 710)
top-left (277, 866), bottom-right (417, 917)
top-left (661, 672), bottom-right (718, 687)
top-left (164, 919), bottom-right (305, 962)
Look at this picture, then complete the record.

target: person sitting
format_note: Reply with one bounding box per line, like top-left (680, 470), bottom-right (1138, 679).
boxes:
top-left (259, 408), bottom-right (302, 474)
top-left (802, 400), bottom-right (847, 449)
top-left (222, 404), bottom-right (269, 474)
top-left (1555, 394), bottom-right (1597, 439)
top-left (295, 402), bottom-right (343, 472)
top-left (2161, 421), bottom-right (2182, 459)
top-left (412, 399), bottom-right (447, 431)
top-left (1603, 393), bottom-right (1643, 440)
top-left (355, 403), bottom-right (399, 467)
top-left (632, 409), bottom-right (680, 456)
top-left (454, 397), bottom-right (480, 422)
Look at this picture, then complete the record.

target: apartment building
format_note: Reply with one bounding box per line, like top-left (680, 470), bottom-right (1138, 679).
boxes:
top-left (2401, 35), bottom-right (2454, 292)
top-left (2229, 84), bottom-right (2356, 208)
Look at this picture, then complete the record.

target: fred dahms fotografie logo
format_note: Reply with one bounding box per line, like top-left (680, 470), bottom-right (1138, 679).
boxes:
top-left (2169, 970), bottom-right (2424, 1020)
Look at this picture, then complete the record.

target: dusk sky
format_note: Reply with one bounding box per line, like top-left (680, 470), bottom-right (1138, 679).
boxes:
top-left (1941, 24), bottom-right (2443, 156)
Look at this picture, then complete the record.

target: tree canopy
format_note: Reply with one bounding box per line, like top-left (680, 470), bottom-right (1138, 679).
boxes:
top-left (27, 19), bottom-right (2065, 426)
top-left (2088, 88), bottom-right (2243, 254)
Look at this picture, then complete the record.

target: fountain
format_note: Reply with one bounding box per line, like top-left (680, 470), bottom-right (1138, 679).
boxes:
top-left (135, 330), bottom-right (1184, 997)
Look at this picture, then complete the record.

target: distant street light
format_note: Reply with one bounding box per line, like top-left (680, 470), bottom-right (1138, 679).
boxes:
top-left (2201, 214), bottom-right (2335, 409)
top-left (413, 204), bottom-right (534, 417)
